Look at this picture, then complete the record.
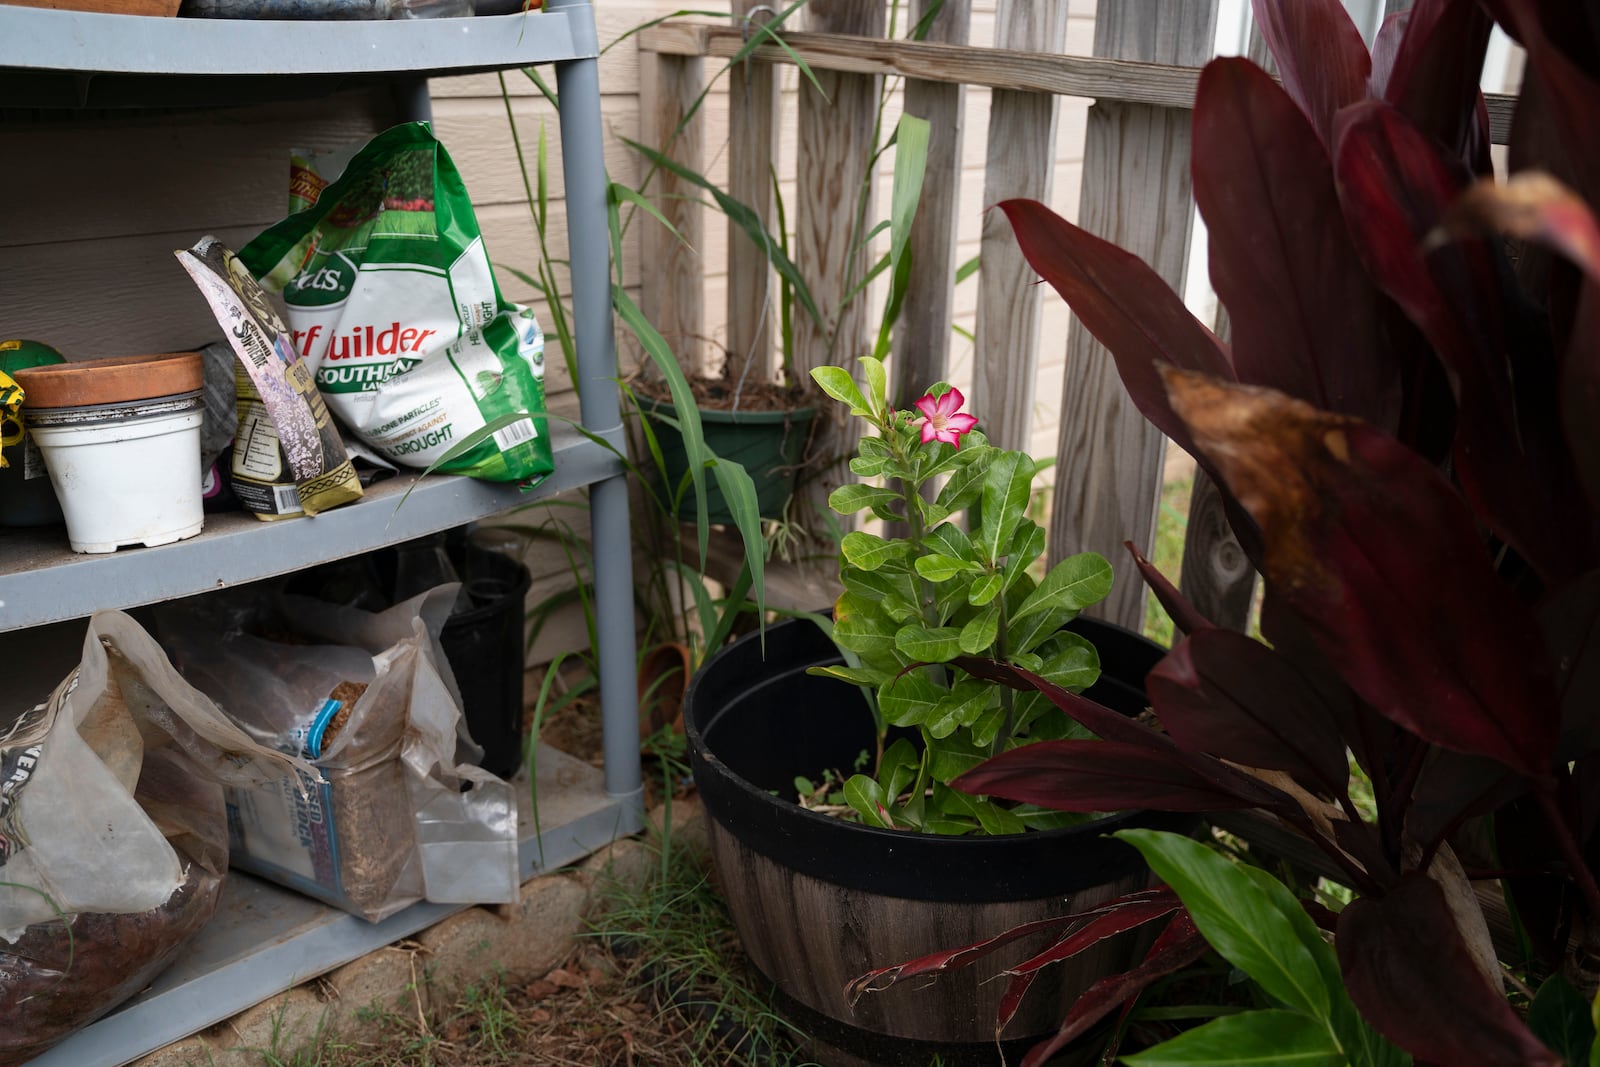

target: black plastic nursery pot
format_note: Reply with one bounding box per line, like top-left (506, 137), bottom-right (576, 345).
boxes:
top-left (683, 614), bottom-right (1193, 1067)
top-left (439, 545), bottom-right (533, 779)
top-left (642, 398), bottom-right (815, 523)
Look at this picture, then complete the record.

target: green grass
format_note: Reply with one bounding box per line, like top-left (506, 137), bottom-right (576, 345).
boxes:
top-left (585, 823), bottom-right (819, 1067)
top-left (1142, 474), bottom-right (1193, 648)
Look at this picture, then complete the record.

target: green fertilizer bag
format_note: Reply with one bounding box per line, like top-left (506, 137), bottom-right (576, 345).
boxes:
top-left (240, 123), bottom-right (551, 484)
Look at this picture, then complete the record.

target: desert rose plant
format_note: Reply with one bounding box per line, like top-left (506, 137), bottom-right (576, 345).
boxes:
top-left (808, 356), bottom-right (1115, 836)
top-left (855, 0), bottom-right (1600, 1064)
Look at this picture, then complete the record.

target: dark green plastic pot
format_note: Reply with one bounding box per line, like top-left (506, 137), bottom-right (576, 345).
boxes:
top-left (642, 398), bottom-right (815, 523)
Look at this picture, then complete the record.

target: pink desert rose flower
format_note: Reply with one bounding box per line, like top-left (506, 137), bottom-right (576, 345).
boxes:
top-left (913, 388), bottom-right (979, 447)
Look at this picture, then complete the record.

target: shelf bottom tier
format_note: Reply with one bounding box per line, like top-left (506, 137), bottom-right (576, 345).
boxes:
top-left (26, 744), bottom-right (643, 1067)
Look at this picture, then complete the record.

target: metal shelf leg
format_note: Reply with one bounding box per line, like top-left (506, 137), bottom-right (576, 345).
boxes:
top-left (552, 3), bottom-right (644, 825)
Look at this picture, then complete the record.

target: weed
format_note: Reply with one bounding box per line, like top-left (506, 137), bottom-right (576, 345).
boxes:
top-left (586, 832), bottom-right (819, 1066)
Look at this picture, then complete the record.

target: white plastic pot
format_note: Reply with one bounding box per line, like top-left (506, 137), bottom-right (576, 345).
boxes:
top-left (28, 391), bottom-right (204, 554)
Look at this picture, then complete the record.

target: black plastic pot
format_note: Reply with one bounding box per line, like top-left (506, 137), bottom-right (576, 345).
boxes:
top-left (440, 545), bottom-right (533, 779)
top-left (684, 613), bottom-right (1192, 1066)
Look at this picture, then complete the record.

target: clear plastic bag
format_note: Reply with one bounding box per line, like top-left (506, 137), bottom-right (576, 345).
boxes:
top-left (158, 583), bottom-right (519, 922)
top-left (0, 612), bottom-right (308, 1065)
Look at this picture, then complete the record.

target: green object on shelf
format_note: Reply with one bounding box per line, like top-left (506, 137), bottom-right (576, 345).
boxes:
top-left (0, 339), bottom-right (66, 528)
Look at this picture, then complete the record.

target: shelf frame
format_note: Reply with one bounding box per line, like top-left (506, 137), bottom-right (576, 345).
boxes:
top-left (0, 7), bottom-right (601, 108)
top-left (0, 423), bottom-right (625, 633)
top-left (0, 2), bottom-right (647, 1061)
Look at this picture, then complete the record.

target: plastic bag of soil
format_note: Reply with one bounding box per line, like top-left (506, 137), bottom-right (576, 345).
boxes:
top-left (156, 583), bottom-right (519, 922)
top-left (0, 613), bottom-right (310, 1066)
top-left (176, 236), bottom-right (364, 519)
top-left (240, 122), bottom-right (552, 484)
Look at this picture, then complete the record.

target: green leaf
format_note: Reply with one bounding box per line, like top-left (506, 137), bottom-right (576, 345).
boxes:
top-left (609, 181), bottom-right (690, 252)
top-left (1121, 1010), bottom-right (1345, 1067)
top-left (879, 738), bottom-right (921, 802)
top-left (809, 663), bottom-right (887, 688)
top-left (1008, 553), bottom-right (1116, 654)
top-left (871, 114), bottom-right (931, 362)
top-left (841, 531), bottom-right (905, 571)
top-left (922, 814), bottom-right (979, 836)
top-left (840, 567), bottom-right (919, 621)
top-left (811, 366), bottom-right (870, 414)
top-left (968, 701), bottom-right (1007, 748)
top-left (831, 602), bottom-right (899, 662)
top-left (707, 458), bottom-right (767, 627)
top-left (842, 775), bottom-right (895, 828)
top-left (624, 136), bottom-right (825, 335)
top-left (978, 451), bottom-right (1035, 566)
top-left (1003, 521), bottom-right (1048, 586)
top-left (930, 452), bottom-right (990, 524)
top-left (1014, 552), bottom-right (1115, 620)
top-left (612, 287), bottom-right (711, 557)
top-left (1530, 975), bottom-right (1595, 1067)
top-left (925, 681), bottom-right (993, 739)
top-left (914, 553), bottom-right (975, 583)
top-left (958, 601), bottom-right (1001, 654)
top-left (1116, 830), bottom-right (1334, 1023)
top-left (894, 624), bottom-right (963, 663)
top-left (1235, 864), bottom-right (1391, 1064)
top-left (829, 483), bottom-right (903, 517)
top-left (1034, 632), bottom-right (1101, 693)
top-left (968, 571), bottom-right (1004, 607)
top-left (879, 672), bottom-right (947, 728)
top-left (861, 356), bottom-right (890, 419)
top-left (933, 783), bottom-right (1025, 836)
top-left (925, 731), bottom-right (987, 782)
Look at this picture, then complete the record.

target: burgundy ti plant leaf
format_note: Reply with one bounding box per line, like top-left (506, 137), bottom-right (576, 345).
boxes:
top-left (1125, 541), bottom-right (1213, 638)
top-left (954, 739), bottom-right (1267, 814)
top-left (1338, 873), bottom-right (1561, 1065)
top-left (995, 198), bottom-right (1231, 458)
top-left (1020, 911), bottom-right (1211, 1067)
top-left (1250, 0), bottom-right (1371, 148)
top-left (1369, 10), bottom-right (1409, 96)
top-left (1192, 57), bottom-right (1402, 433)
top-left (1381, 0), bottom-right (1494, 175)
top-left (1161, 368), bottom-right (1561, 779)
top-left (1147, 628), bottom-right (1350, 798)
top-left (846, 888), bottom-right (1189, 1057)
top-left (1337, 99), bottom-right (1596, 585)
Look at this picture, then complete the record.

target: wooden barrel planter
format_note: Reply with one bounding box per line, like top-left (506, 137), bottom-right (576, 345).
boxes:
top-left (684, 614), bottom-right (1192, 1066)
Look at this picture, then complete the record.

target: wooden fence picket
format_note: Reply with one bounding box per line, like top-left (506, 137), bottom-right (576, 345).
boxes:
top-left (971, 0), bottom-right (1069, 455)
top-left (1048, 1), bottom-right (1219, 630)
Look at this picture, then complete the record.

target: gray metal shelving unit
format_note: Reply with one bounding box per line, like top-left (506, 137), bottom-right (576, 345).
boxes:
top-left (0, 4), bottom-right (644, 1062)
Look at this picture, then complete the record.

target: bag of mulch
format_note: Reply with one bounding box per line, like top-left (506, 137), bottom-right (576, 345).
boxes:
top-left (0, 613), bottom-right (309, 1066)
top-left (176, 236), bottom-right (364, 519)
top-left (156, 584), bottom-right (519, 922)
top-left (239, 122), bottom-right (553, 484)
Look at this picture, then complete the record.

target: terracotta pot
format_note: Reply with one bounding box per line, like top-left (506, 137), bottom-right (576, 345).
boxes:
top-left (12, 352), bottom-right (202, 409)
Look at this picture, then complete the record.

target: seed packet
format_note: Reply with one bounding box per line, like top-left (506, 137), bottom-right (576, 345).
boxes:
top-left (176, 236), bottom-right (364, 519)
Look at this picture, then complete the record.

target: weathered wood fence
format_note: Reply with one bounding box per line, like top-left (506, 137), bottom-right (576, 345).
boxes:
top-left (636, 0), bottom-right (1516, 636)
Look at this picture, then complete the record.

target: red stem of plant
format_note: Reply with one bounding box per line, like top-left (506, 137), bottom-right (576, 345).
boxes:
top-left (1535, 784), bottom-right (1600, 923)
